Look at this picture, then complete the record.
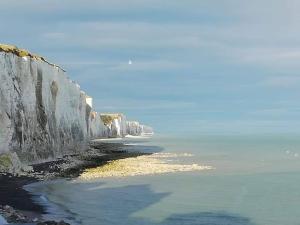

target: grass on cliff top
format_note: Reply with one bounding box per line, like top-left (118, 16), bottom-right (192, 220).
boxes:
top-left (0, 153), bottom-right (12, 170)
top-left (100, 113), bottom-right (122, 125)
top-left (0, 44), bottom-right (45, 60)
top-left (0, 44), bottom-right (65, 71)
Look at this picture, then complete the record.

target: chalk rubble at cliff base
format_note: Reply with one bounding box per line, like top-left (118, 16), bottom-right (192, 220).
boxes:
top-left (0, 44), bottom-right (153, 172)
top-left (79, 153), bottom-right (213, 179)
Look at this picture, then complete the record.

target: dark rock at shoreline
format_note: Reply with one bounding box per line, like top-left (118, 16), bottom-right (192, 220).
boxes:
top-left (0, 205), bottom-right (27, 223)
top-left (0, 176), bottom-right (44, 213)
top-left (0, 204), bottom-right (41, 224)
top-left (30, 142), bottom-right (149, 179)
top-left (37, 220), bottom-right (70, 225)
top-left (0, 142), bottom-right (150, 225)
top-left (0, 204), bottom-right (70, 225)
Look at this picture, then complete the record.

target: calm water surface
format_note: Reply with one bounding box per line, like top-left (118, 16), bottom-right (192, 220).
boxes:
top-left (27, 134), bottom-right (300, 225)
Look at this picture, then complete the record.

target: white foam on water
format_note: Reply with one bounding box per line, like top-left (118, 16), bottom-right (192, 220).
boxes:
top-left (24, 181), bottom-right (81, 225)
top-left (0, 215), bottom-right (7, 225)
top-left (124, 143), bottom-right (143, 146)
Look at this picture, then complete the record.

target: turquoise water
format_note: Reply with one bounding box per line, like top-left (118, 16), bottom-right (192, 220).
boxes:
top-left (27, 135), bottom-right (300, 225)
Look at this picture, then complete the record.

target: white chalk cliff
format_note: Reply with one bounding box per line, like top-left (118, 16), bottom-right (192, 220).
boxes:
top-left (126, 121), bottom-right (153, 136)
top-left (0, 44), bottom-right (153, 171)
top-left (100, 114), bottom-right (127, 138)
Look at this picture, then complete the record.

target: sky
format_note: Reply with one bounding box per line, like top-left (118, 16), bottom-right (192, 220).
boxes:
top-left (1, 0), bottom-right (300, 135)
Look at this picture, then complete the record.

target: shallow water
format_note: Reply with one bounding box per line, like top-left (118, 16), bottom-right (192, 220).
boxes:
top-left (0, 215), bottom-right (7, 225)
top-left (27, 134), bottom-right (300, 225)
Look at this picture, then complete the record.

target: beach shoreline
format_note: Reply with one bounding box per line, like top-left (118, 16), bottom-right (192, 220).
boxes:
top-left (0, 137), bottom-right (212, 225)
top-left (0, 141), bottom-right (149, 224)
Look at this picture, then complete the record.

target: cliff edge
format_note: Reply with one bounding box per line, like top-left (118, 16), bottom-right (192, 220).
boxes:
top-left (0, 44), bottom-right (153, 173)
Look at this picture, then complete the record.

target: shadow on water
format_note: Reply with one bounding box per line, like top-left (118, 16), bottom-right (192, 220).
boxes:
top-left (119, 138), bottom-right (165, 153)
top-left (33, 139), bottom-right (255, 225)
top-left (161, 212), bottom-right (256, 225)
top-left (57, 182), bottom-right (257, 225)
top-left (90, 141), bottom-right (164, 154)
top-left (121, 144), bottom-right (164, 153)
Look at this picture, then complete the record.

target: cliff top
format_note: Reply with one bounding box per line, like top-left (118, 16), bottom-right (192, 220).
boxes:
top-left (0, 44), bottom-right (65, 72)
top-left (100, 113), bottom-right (123, 125)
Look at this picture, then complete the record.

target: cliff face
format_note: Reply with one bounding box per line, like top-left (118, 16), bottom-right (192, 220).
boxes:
top-left (0, 44), bottom-right (153, 171)
top-left (126, 121), bottom-right (142, 136)
top-left (89, 111), bottom-right (107, 139)
top-left (100, 114), bottom-right (127, 138)
top-left (126, 121), bottom-right (154, 136)
top-left (140, 125), bottom-right (154, 135)
top-left (0, 51), bottom-right (93, 163)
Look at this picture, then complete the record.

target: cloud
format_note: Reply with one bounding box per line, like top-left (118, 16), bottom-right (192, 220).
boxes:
top-left (261, 76), bottom-right (300, 88)
top-left (108, 60), bottom-right (185, 71)
top-left (2, 0), bottom-right (300, 134)
top-left (193, 119), bottom-right (300, 134)
top-left (42, 32), bottom-right (66, 39)
top-left (60, 59), bottom-right (185, 71)
top-left (248, 108), bottom-right (288, 116)
top-left (33, 18), bottom-right (300, 73)
top-left (4, 1), bottom-right (300, 71)
top-left (93, 98), bottom-right (198, 111)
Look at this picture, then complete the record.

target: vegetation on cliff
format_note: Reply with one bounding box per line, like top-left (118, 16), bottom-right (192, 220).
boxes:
top-left (0, 44), bottom-right (65, 71)
top-left (100, 113), bottom-right (122, 126)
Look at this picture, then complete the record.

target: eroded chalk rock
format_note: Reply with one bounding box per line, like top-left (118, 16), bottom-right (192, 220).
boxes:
top-left (0, 46), bottom-right (103, 166)
top-left (126, 121), bottom-right (154, 136)
top-left (0, 44), bottom-right (153, 172)
top-left (100, 113), bottom-right (127, 138)
top-left (0, 152), bottom-right (32, 174)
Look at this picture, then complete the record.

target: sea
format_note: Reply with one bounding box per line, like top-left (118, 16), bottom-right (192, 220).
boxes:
top-left (25, 134), bottom-right (300, 225)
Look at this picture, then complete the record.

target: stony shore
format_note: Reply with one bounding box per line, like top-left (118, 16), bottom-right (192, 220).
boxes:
top-left (0, 140), bottom-right (212, 225)
top-left (80, 153), bottom-right (213, 179)
top-left (0, 141), bottom-right (149, 225)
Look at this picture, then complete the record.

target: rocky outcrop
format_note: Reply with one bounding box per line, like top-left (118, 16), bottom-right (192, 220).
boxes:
top-left (0, 204), bottom-right (70, 224)
top-left (0, 49), bottom-right (91, 164)
top-left (0, 152), bottom-right (32, 174)
top-left (100, 114), bottom-right (127, 138)
top-left (126, 121), bottom-right (154, 136)
top-left (140, 125), bottom-right (154, 135)
top-left (0, 44), bottom-right (153, 172)
top-left (89, 111), bottom-right (107, 139)
top-left (126, 121), bottom-right (143, 136)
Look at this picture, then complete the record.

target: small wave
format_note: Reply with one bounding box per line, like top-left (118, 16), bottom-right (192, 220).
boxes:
top-left (39, 195), bottom-right (48, 203)
top-left (123, 143), bottom-right (143, 146)
top-left (151, 152), bottom-right (194, 158)
top-left (24, 181), bottom-right (81, 225)
top-left (0, 215), bottom-right (7, 225)
top-left (125, 134), bottom-right (153, 139)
